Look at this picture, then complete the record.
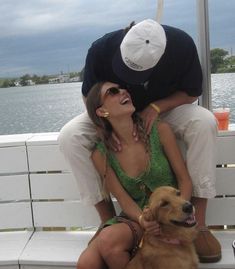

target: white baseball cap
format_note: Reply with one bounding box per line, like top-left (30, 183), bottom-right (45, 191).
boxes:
top-left (112, 19), bottom-right (167, 84)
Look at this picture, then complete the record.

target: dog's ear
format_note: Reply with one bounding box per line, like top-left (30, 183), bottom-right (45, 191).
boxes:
top-left (142, 206), bottom-right (155, 221)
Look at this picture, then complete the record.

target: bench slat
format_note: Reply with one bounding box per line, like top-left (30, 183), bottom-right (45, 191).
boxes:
top-left (206, 197), bottom-right (235, 225)
top-left (0, 265), bottom-right (19, 269)
top-left (0, 203), bottom-right (33, 230)
top-left (32, 202), bottom-right (100, 228)
top-left (217, 135), bottom-right (235, 164)
top-left (0, 146), bottom-right (28, 174)
top-left (30, 174), bottom-right (79, 200)
top-left (216, 168), bottom-right (235, 195)
top-left (20, 231), bottom-right (95, 269)
top-left (0, 175), bottom-right (30, 201)
top-left (0, 231), bottom-right (33, 267)
top-left (27, 145), bottom-right (68, 172)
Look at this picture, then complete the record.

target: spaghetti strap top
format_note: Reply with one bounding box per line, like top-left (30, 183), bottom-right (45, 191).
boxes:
top-left (96, 123), bottom-right (177, 209)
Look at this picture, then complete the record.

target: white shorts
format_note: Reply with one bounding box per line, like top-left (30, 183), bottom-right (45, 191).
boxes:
top-left (58, 104), bottom-right (217, 205)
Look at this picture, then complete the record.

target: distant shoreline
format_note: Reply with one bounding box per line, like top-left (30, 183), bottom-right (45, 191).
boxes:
top-left (0, 71), bottom-right (83, 88)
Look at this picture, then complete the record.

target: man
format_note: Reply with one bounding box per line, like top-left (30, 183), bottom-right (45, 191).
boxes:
top-left (59, 19), bottom-right (221, 263)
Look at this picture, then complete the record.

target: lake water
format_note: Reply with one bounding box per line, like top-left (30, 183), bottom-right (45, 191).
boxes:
top-left (0, 73), bottom-right (235, 135)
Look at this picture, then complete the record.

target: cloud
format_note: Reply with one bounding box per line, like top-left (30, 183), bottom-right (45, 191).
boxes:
top-left (0, 0), bottom-right (157, 37)
top-left (0, 0), bottom-right (80, 37)
top-left (0, 0), bottom-right (234, 77)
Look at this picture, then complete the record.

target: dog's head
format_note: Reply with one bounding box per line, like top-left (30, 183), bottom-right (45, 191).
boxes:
top-left (143, 186), bottom-right (197, 232)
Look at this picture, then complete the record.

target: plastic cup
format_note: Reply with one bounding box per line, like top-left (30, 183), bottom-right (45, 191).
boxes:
top-left (213, 108), bottom-right (230, 130)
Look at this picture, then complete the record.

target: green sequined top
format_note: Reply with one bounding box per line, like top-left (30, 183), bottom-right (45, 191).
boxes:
top-left (96, 123), bottom-right (177, 210)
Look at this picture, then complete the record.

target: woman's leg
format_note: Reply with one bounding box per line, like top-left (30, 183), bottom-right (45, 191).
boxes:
top-left (78, 221), bottom-right (142, 269)
top-left (97, 222), bottom-right (142, 269)
top-left (77, 239), bottom-right (107, 269)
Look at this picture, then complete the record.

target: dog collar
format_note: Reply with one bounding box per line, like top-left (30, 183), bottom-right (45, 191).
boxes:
top-left (157, 237), bottom-right (181, 245)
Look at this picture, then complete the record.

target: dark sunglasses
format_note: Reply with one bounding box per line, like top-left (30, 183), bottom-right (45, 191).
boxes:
top-left (99, 86), bottom-right (122, 107)
top-left (104, 86), bottom-right (121, 97)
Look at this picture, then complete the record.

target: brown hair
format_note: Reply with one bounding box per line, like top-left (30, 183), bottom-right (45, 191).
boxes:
top-left (86, 81), bottom-right (113, 144)
top-left (124, 21), bottom-right (135, 34)
top-left (86, 81), bottom-right (149, 199)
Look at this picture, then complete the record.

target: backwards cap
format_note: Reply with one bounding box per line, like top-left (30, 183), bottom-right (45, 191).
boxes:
top-left (112, 19), bottom-right (166, 84)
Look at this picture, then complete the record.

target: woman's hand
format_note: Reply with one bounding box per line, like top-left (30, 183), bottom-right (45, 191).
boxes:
top-left (138, 207), bottom-right (161, 235)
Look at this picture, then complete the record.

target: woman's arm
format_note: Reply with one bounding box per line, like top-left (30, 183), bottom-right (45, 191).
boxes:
top-left (157, 121), bottom-right (193, 201)
top-left (92, 149), bottom-right (161, 234)
top-left (91, 149), bottom-right (116, 223)
top-left (91, 149), bottom-right (142, 223)
top-left (94, 199), bottom-right (116, 224)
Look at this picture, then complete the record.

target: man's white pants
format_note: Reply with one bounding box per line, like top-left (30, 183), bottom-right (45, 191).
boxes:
top-left (58, 104), bottom-right (217, 205)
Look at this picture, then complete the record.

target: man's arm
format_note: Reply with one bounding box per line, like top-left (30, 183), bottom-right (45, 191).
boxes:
top-left (152, 90), bottom-right (198, 114)
top-left (140, 91), bottom-right (198, 134)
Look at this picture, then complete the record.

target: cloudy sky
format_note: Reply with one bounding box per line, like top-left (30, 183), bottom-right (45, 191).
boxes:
top-left (0, 0), bottom-right (234, 78)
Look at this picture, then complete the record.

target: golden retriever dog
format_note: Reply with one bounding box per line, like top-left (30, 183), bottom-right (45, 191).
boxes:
top-left (126, 186), bottom-right (198, 269)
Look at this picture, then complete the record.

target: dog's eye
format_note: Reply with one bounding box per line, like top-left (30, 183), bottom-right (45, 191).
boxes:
top-left (176, 191), bottom-right (181, 196)
top-left (160, 201), bottom-right (169, 207)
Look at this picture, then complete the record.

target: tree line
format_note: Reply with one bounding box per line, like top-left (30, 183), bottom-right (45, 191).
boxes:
top-left (210, 48), bottom-right (235, 73)
top-left (0, 70), bottom-right (84, 88)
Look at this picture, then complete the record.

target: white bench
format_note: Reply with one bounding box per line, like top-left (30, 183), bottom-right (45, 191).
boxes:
top-left (19, 133), bottom-right (100, 269)
top-left (0, 131), bottom-right (235, 269)
top-left (0, 134), bottom-right (34, 269)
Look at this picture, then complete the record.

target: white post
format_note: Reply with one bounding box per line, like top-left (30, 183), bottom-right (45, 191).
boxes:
top-left (196, 0), bottom-right (212, 110)
top-left (156, 0), bottom-right (164, 23)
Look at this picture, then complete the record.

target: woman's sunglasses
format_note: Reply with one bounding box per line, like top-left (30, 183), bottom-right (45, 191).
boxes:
top-left (104, 86), bottom-right (121, 97)
top-left (99, 86), bottom-right (121, 106)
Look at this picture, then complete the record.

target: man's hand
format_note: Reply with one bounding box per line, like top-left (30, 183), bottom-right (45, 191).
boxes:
top-left (139, 105), bottom-right (159, 135)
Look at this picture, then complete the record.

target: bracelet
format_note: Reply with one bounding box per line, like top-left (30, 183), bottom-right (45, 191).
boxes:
top-left (150, 103), bottom-right (161, 114)
top-left (138, 215), bottom-right (143, 225)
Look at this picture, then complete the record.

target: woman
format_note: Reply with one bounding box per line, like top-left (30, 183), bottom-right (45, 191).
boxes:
top-left (77, 81), bottom-right (193, 269)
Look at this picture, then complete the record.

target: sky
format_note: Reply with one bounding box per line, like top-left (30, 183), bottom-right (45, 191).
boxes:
top-left (0, 0), bottom-right (234, 78)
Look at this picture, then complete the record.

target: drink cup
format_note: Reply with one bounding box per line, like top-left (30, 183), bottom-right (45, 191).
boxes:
top-left (213, 108), bottom-right (230, 130)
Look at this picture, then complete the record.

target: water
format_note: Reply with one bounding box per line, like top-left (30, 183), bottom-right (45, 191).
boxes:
top-left (0, 73), bottom-right (235, 135)
top-left (0, 83), bottom-right (85, 135)
top-left (211, 73), bottom-right (235, 121)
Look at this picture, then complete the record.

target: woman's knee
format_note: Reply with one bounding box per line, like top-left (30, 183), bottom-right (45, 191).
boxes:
top-left (96, 226), bottom-right (131, 258)
top-left (76, 244), bottom-right (104, 269)
top-left (97, 229), bottom-right (117, 257)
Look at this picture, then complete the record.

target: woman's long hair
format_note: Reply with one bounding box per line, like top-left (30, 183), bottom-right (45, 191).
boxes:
top-left (86, 81), bottom-right (149, 199)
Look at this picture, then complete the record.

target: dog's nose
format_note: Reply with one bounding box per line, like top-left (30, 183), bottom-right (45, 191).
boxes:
top-left (182, 202), bottom-right (193, 214)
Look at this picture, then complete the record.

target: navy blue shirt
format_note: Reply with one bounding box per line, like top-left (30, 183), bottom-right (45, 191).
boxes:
top-left (82, 25), bottom-right (202, 112)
